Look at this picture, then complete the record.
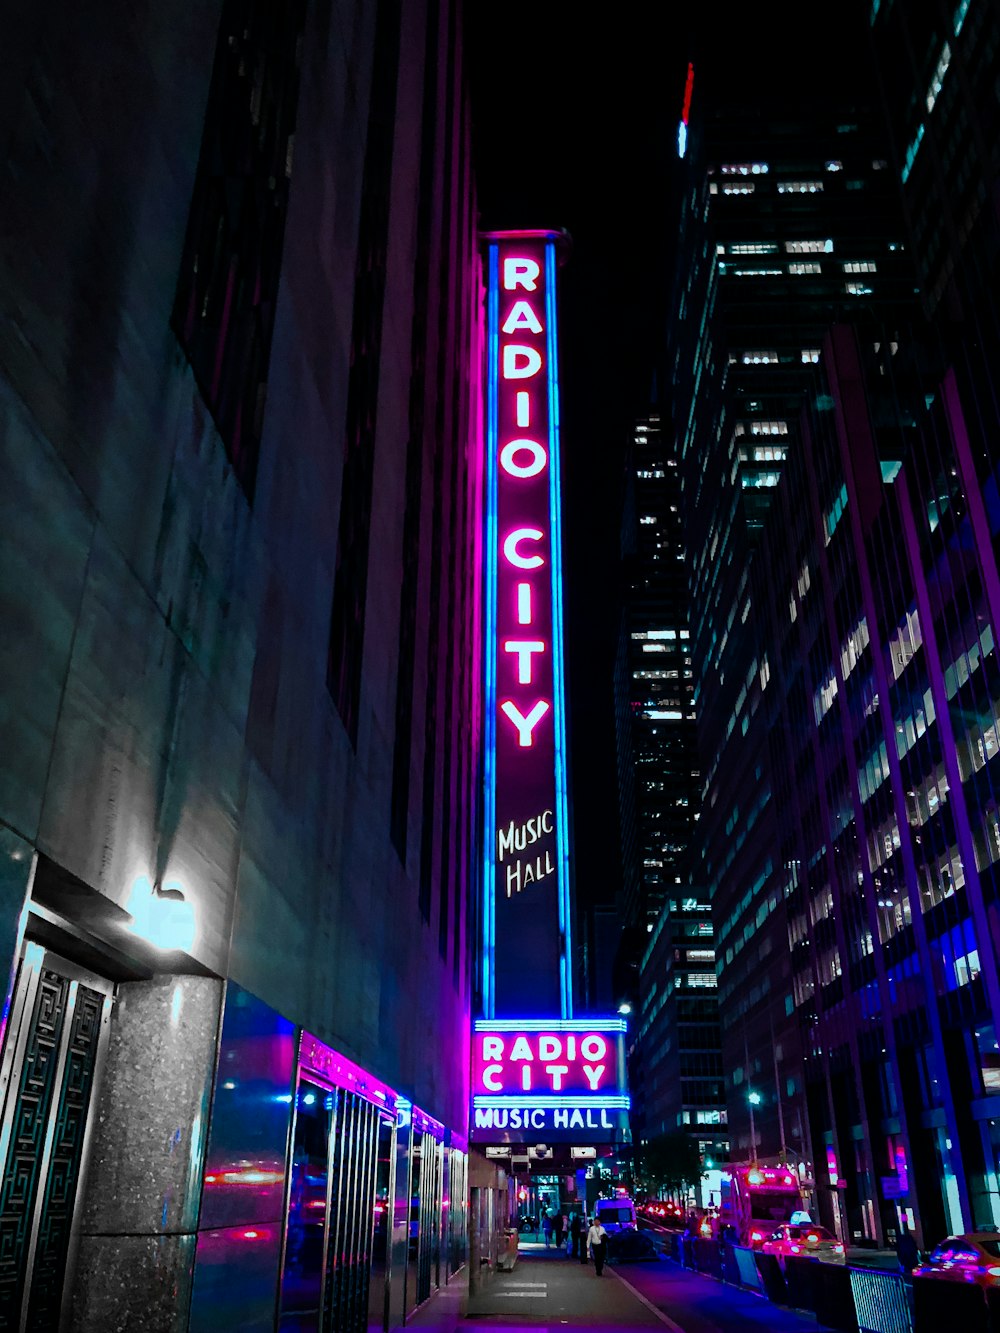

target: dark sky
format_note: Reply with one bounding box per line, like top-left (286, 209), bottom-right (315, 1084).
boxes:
top-left (463, 3), bottom-right (872, 910)
top-left (465, 5), bottom-right (694, 909)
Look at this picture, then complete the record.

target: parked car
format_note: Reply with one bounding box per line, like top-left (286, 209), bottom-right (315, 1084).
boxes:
top-left (912, 1233), bottom-right (1000, 1286)
top-left (760, 1223), bottom-right (845, 1267)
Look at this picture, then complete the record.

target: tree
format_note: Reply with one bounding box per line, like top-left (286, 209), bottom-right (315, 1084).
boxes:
top-left (639, 1133), bottom-right (705, 1195)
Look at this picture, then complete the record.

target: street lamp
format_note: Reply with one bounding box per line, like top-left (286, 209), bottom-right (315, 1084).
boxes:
top-left (747, 1091), bottom-right (761, 1162)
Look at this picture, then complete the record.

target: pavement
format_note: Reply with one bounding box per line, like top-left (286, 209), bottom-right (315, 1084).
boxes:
top-left (403, 1249), bottom-right (835, 1333)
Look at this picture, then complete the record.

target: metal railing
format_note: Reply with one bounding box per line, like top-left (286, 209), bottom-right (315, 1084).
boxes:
top-left (849, 1266), bottom-right (913, 1333)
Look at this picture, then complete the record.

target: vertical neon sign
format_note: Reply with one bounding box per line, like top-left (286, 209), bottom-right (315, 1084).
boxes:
top-left (484, 231), bottom-right (572, 1019)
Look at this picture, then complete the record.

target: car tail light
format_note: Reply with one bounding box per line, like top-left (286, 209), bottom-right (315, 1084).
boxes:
top-left (987, 1266), bottom-right (1000, 1277)
top-left (834, 1244), bottom-right (844, 1253)
top-left (751, 1230), bottom-right (763, 1242)
top-left (807, 1233), bottom-right (818, 1243)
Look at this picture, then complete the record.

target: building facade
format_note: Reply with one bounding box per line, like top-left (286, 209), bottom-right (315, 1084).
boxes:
top-left (668, 52), bottom-right (915, 1180)
top-left (665, 0), bottom-right (1000, 1248)
top-left (0, 0), bottom-right (483, 1326)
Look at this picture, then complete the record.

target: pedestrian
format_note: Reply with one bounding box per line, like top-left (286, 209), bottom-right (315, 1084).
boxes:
top-left (553, 1210), bottom-right (565, 1250)
top-left (542, 1207), bottom-right (553, 1248)
top-left (896, 1224), bottom-right (919, 1276)
top-left (587, 1215), bottom-right (609, 1275)
top-left (570, 1210), bottom-right (584, 1261)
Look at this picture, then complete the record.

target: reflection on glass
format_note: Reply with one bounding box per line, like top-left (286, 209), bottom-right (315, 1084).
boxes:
top-left (200, 983), bottom-right (295, 1231)
top-left (279, 1079), bottom-right (332, 1331)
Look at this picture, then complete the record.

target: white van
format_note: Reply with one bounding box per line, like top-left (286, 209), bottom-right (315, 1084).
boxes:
top-left (595, 1196), bottom-right (637, 1234)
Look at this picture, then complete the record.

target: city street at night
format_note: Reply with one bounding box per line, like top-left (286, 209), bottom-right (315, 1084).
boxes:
top-left (2, 0), bottom-right (1000, 1328)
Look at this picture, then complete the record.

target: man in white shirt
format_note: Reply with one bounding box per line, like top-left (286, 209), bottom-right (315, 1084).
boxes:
top-left (586, 1217), bottom-right (609, 1275)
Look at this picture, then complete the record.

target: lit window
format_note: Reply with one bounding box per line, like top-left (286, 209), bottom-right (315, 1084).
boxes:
top-left (845, 281), bottom-right (873, 295)
top-left (785, 238), bottom-right (833, 254)
top-left (825, 160), bottom-right (843, 172)
top-left (788, 262), bottom-right (822, 275)
top-left (902, 124), bottom-right (925, 183)
top-left (731, 268), bottom-right (783, 276)
top-left (843, 260), bottom-right (877, 273)
top-left (926, 43), bottom-right (951, 113)
top-left (720, 163), bottom-right (768, 175)
top-left (639, 515), bottom-right (656, 525)
top-left (722, 183), bottom-right (755, 195)
top-left (778, 180), bottom-right (824, 193)
top-left (729, 242), bottom-right (779, 254)
top-left (750, 420), bottom-right (788, 435)
top-left (801, 349), bottom-right (821, 363)
top-left (741, 351), bottom-right (779, 364)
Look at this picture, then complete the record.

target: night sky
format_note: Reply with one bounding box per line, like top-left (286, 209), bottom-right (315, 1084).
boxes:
top-left (464, 2), bottom-right (872, 910)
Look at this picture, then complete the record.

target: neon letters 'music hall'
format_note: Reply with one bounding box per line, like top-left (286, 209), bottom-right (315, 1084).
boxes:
top-left (484, 232), bottom-right (572, 1019)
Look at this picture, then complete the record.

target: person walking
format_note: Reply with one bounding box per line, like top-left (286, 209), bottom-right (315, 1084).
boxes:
top-left (553, 1210), bottom-right (565, 1250)
top-left (896, 1224), bottom-right (919, 1277)
top-left (542, 1207), bottom-right (553, 1248)
top-left (587, 1215), bottom-right (609, 1275)
top-left (570, 1210), bottom-right (584, 1261)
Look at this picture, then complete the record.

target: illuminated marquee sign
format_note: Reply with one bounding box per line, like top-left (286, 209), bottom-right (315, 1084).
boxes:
top-left (484, 230), bottom-right (572, 1017)
top-left (469, 1019), bottom-right (629, 1143)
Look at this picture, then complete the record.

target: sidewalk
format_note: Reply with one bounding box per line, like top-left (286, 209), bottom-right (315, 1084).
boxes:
top-left (406, 1251), bottom-right (675, 1331)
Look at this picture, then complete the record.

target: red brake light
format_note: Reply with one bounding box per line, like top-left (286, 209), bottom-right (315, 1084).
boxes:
top-left (791, 1244), bottom-right (800, 1252)
top-left (834, 1244), bottom-right (844, 1253)
top-left (751, 1230), bottom-right (763, 1242)
top-left (807, 1233), bottom-right (818, 1243)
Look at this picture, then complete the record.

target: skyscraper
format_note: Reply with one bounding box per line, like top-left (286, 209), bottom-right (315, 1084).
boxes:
top-left (668, 56), bottom-right (914, 1180)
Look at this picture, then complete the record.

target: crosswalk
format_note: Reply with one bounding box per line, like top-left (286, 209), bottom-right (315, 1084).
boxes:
top-left (492, 1280), bottom-right (548, 1299)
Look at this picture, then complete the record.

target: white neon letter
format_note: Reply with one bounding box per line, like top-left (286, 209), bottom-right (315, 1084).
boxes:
top-left (504, 640), bottom-right (546, 685)
top-left (503, 257), bottom-right (540, 291)
top-left (580, 1034), bottom-right (608, 1063)
top-left (516, 391), bottom-right (531, 428)
top-left (502, 300), bottom-right (543, 334)
top-left (482, 1036), bottom-right (504, 1061)
top-left (583, 1064), bottom-right (606, 1090)
top-left (500, 438), bottom-right (547, 479)
top-left (501, 699), bottom-right (550, 747)
top-left (483, 1064), bottom-right (503, 1092)
top-left (539, 1035), bottom-right (562, 1062)
top-left (510, 1036), bottom-right (534, 1061)
top-left (503, 528), bottom-right (544, 570)
top-left (503, 345), bottom-right (542, 380)
top-left (545, 1064), bottom-right (569, 1091)
top-left (521, 1065), bottom-right (531, 1091)
top-left (517, 583), bottom-right (532, 625)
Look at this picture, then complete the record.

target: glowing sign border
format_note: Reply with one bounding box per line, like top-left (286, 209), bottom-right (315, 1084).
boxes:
top-left (482, 231), bottom-right (573, 1019)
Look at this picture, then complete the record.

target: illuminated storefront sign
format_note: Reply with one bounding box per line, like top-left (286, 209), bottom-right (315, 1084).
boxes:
top-left (483, 230), bottom-right (572, 1017)
top-left (469, 1018), bottom-right (629, 1143)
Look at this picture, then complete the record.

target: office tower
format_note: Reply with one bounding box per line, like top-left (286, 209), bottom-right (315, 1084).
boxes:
top-left (613, 412), bottom-right (726, 1181)
top-left (0, 1), bottom-right (483, 1325)
top-left (668, 51), bottom-right (915, 1183)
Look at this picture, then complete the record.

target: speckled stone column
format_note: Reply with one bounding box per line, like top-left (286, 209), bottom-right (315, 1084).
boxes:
top-left (69, 974), bottom-right (223, 1332)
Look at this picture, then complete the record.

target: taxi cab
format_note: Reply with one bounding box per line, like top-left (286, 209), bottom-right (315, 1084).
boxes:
top-left (760, 1222), bottom-right (845, 1266)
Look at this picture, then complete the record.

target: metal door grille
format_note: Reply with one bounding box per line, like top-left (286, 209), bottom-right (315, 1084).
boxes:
top-left (0, 945), bottom-right (112, 1331)
top-left (324, 1089), bottom-right (379, 1333)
